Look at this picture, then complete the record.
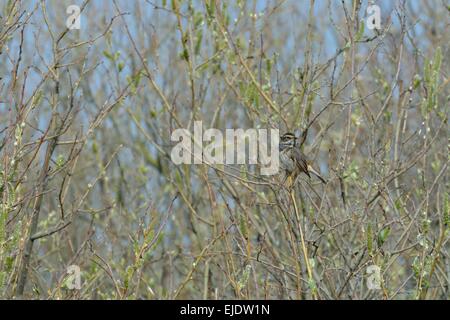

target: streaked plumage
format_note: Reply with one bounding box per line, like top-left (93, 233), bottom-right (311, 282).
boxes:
top-left (279, 131), bottom-right (326, 187)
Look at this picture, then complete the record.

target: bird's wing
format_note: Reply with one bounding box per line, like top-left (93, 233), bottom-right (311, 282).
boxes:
top-left (307, 165), bottom-right (327, 184)
top-left (292, 148), bottom-right (310, 178)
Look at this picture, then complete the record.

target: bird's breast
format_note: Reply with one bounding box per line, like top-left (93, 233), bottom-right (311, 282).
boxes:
top-left (280, 149), bottom-right (296, 173)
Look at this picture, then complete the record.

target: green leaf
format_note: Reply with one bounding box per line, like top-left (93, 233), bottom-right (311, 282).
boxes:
top-left (239, 215), bottom-right (247, 237)
top-left (195, 30), bottom-right (203, 55)
top-left (181, 48), bottom-right (189, 62)
top-left (194, 12), bottom-right (203, 28)
top-left (433, 47), bottom-right (442, 73)
top-left (103, 50), bottom-right (114, 61)
top-left (377, 227), bottom-right (391, 247)
top-left (394, 199), bottom-right (402, 210)
top-left (206, 0), bottom-right (215, 17)
top-left (92, 141), bottom-right (98, 154)
top-left (117, 61), bottom-right (124, 72)
top-left (266, 57), bottom-right (272, 74)
top-left (56, 154), bottom-right (65, 168)
top-left (413, 74), bottom-right (421, 89)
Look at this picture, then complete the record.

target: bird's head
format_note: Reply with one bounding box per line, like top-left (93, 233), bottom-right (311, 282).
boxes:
top-left (279, 132), bottom-right (297, 150)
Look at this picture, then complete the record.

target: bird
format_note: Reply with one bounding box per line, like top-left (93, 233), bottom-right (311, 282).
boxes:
top-left (279, 130), bottom-right (326, 188)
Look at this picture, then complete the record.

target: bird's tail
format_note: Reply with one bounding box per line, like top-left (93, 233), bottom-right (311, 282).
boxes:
top-left (307, 165), bottom-right (327, 184)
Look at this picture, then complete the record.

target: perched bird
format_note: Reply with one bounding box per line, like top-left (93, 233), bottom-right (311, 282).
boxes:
top-left (279, 130), bottom-right (326, 188)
